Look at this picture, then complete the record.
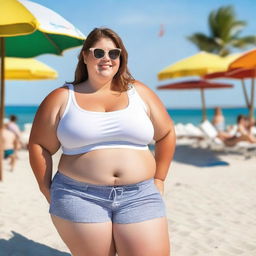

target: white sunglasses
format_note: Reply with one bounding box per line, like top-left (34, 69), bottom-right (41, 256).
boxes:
top-left (89, 48), bottom-right (121, 60)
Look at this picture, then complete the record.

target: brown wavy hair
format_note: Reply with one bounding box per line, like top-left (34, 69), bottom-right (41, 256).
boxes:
top-left (69, 27), bottom-right (135, 92)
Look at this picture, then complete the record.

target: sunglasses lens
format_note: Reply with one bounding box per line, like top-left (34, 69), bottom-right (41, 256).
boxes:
top-left (109, 49), bottom-right (121, 60)
top-left (93, 49), bottom-right (105, 59)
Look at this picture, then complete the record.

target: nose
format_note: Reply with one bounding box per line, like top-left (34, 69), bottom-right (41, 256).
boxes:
top-left (102, 51), bottom-right (110, 61)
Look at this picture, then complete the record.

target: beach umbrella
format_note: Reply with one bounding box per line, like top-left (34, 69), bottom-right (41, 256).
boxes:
top-left (0, 0), bottom-right (85, 57)
top-left (0, 0), bottom-right (86, 180)
top-left (0, 0), bottom-right (85, 121)
top-left (204, 68), bottom-right (256, 109)
top-left (5, 57), bottom-right (58, 80)
top-left (228, 49), bottom-right (256, 119)
top-left (157, 80), bottom-right (233, 121)
top-left (157, 52), bottom-right (240, 80)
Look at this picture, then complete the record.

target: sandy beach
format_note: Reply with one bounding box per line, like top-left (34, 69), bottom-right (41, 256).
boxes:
top-left (0, 144), bottom-right (256, 256)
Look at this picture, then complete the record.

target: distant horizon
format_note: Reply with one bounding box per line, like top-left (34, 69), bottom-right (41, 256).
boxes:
top-left (5, 104), bottom-right (250, 110)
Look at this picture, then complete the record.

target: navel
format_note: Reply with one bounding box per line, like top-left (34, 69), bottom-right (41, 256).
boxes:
top-left (113, 172), bottom-right (120, 178)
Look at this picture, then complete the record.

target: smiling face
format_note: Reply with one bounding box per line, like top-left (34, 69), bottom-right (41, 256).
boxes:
top-left (83, 37), bottom-right (120, 84)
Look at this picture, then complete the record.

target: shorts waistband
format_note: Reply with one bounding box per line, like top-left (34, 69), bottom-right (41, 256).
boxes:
top-left (54, 171), bottom-right (154, 190)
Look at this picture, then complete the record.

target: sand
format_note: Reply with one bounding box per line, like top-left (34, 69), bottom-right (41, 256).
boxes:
top-left (0, 144), bottom-right (256, 256)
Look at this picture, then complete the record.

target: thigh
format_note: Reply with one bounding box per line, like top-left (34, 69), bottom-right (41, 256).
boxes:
top-left (113, 217), bottom-right (170, 256)
top-left (51, 215), bottom-right (116, 256)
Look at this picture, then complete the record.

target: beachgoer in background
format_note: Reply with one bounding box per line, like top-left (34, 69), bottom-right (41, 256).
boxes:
top-left (252, 119), bottom-right (256, 136)
top-left (2, 118), bottom-right (18, 171)
top-left (7, 115), bottom-right (23, 150)
top-left (212, 107), bottom-right (225, 132)
top-left (222, 114), bottom-right (256, 146)
top-left (29, 27), bottom-right (175, 256)
top-left (236, 115), bottom-right (256, 141)
top-left (7, 115), bottom-right (21, 137)
top-left (248, 116), bottom-right (256, 135)
top-left (211, 107), bottom-right (236, 141)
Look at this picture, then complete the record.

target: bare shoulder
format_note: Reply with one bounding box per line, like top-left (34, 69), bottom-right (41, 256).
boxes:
top-left (132, 80), bottom-right (165, 108)
top-left (133, 80), bottom-right (156, 97)
top-left (37, 85), bottom-right (69, 115)
top-left (31, 85), bottom-right (69, 129)
top-left (41, 86), bottom-right (68, 107)
top-left (29, 86), bottom-right (69, 151)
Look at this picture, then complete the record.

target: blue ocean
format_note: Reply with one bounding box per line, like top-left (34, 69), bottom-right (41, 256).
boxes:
top-left (5, 105), bottom-right (250, 131)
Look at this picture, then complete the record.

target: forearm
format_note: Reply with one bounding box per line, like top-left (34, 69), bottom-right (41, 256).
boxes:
top-left (154, 129), bottom-right (176, 181)
top-left (28, 143), bottom-right (53, 192)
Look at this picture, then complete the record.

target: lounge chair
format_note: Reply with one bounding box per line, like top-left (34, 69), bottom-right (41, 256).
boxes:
top-left (199, 120), bottom-right (256, 156)
top-left (175, 123), bottom-right (205, 140)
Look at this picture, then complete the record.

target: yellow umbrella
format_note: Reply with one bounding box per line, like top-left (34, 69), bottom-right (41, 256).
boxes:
top-left (158, 52), bottom-right (240, 80)
top-left (0, 0), bottom-right (38, 36)
top-left (157, 52), bottom-right (241, 120)
top-left (5, 57), bottom-right (57, 80)
top-left (222, 53), bottom-right (242, 65)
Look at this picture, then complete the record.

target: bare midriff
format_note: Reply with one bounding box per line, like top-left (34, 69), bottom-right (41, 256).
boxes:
top-left (57, 148), bottom-right (156, 186)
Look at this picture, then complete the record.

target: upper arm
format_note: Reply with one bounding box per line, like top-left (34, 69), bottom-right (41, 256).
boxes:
top-left (133, 81), bottom-right (175, 142)
top-left (28, 87), bottom-right (68, 155)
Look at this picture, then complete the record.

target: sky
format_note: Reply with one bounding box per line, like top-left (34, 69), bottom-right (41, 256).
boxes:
top-left (5, 0), bottom-right (256, 109)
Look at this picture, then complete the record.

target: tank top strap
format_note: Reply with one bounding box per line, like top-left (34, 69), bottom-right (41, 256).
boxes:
top-left (128, 84), bottom-right (148, 113)
top-left (61, 83), bottom-right (74, 118)
top-left (65, 83), bottom-right (74, 93)
top-left (65, 83), bottom-right (76, 101)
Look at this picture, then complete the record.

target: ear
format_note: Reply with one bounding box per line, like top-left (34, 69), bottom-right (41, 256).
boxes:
top-left (82, 50), bottom-right (87, 64)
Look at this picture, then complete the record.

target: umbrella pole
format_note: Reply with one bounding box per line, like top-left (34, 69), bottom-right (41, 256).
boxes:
top-left (0, 37), bottom-right (5, 181)
top-left (249, 73), bottom-right (255, 120)
top-left (241, 79), bottom-right (250, 109)
top-left (200, 88), bottom-right (207, 121)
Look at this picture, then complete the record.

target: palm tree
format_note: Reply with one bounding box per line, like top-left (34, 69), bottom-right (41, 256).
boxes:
top-left (188, 5), bottom-right (256, 56)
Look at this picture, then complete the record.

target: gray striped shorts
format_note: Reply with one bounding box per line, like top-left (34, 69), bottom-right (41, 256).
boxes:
top-left (49, 171), bottom-right (166, 224)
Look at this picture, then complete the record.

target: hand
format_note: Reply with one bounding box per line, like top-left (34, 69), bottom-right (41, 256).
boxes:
top-left (40, 186), bottom-right (51, 204)
top-left (154, 178), bottom-right (164, 196)
top-left (44, 191), bottom-right (51, 204)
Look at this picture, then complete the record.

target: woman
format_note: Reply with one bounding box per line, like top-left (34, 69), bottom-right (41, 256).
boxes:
top-left (212, 107), bottom-right (225, 132)
top-left (222, 115), bottom-right (256, 146)
top-left (28, 27), bottom-right (176, 256)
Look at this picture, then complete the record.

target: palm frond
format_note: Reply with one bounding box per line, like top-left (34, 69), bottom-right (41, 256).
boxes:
top-left (187, 33), bottom-right (219, 52)
top-left (208, 6), bottom-right (246, 42)
top-left (188, 5), bottom-right (252, 56)
top-left (231, 36), bottom-right (256, 47)
top-left (229, 20), bottom-right (246, 35)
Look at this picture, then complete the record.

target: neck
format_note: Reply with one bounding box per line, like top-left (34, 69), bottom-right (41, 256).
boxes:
top-left (86, 77), bottom-right (113, 92)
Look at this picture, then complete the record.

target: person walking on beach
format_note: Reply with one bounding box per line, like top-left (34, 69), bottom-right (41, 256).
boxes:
top-left (2, 118), bottom-right (18, 171)
top-left (7, 115), bottom-right (23, 149)
top-left (7, 115), bottom-right (21, 137)
top-left (28, 27), bottom-right (176, 256)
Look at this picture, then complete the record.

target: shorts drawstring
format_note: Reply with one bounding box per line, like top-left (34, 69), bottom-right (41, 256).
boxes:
top-left (109, 187), bottom-right (124, 207)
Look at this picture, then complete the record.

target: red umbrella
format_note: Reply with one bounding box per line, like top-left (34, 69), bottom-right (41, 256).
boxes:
top-left (157, 80), bottom-right (233, 121)
top-left (204, 68), bottom-right (256, 109)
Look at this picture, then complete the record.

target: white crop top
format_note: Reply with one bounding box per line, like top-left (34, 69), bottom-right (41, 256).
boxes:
top-left (57, 83), bottom-right (154, 155)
